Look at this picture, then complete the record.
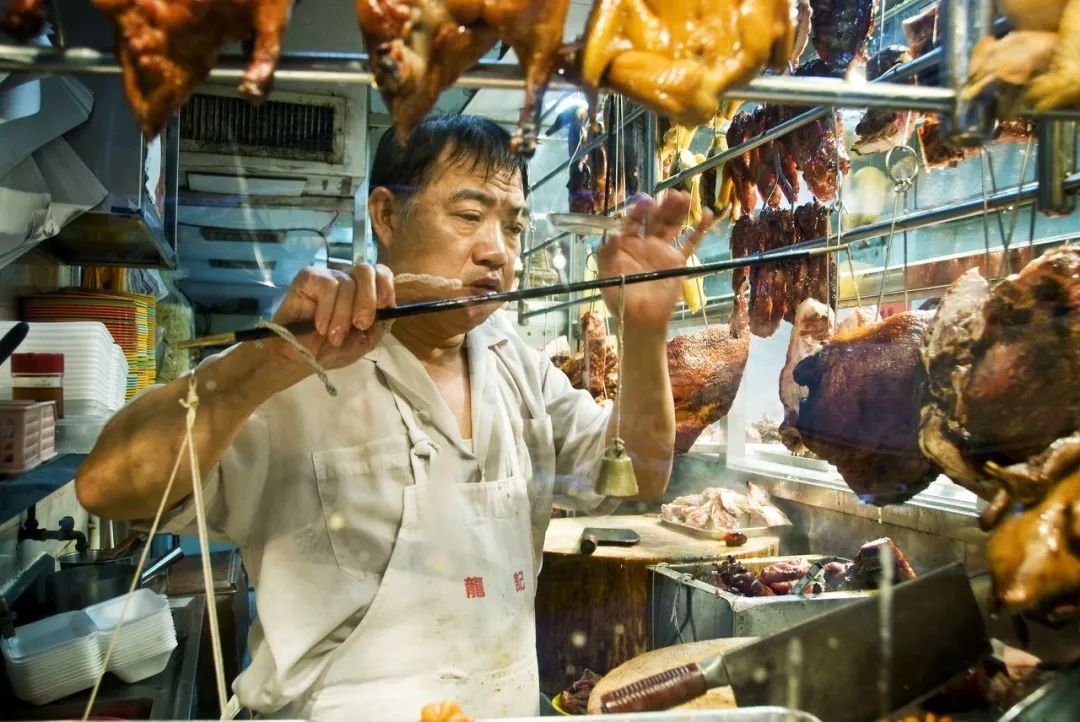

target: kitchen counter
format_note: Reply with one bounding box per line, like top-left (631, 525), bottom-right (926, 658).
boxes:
top-left (0, 594), bottom-right (205, 720)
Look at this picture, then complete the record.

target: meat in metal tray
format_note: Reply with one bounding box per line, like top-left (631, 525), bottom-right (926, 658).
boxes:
top-left (657, 516), bottom-right (788, 540)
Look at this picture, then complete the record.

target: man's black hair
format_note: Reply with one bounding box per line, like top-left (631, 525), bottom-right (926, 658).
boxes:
top-left (369, 115), bottom-right (530, 202)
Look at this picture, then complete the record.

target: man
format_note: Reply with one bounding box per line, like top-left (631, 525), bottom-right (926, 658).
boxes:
top-left (77, 115), bottom-right (711, 721)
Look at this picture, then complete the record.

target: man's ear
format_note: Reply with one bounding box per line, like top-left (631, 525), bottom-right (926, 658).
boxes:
top-left (368, 187), bottom-right (397, 257)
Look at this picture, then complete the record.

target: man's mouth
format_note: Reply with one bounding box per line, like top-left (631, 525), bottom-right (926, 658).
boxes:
top-left (464, 277), bottom-right (502, 294)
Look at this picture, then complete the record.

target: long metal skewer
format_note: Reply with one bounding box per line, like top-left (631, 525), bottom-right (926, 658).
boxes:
top-left (177, 243), bottom-right (835, 349)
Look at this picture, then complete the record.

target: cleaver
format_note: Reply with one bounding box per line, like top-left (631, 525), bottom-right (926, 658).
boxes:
top-left (600, 562), bottom-right (990, 721)
top-left (579, 527), bottom-right (640, 555)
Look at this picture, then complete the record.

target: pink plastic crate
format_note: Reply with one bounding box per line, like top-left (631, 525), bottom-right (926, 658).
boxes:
top-left (0, 401), bottom-right (57, 476)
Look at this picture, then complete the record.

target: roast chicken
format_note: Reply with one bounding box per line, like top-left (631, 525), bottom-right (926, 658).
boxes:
top-left (963, 0), bottom-right (1080, 113)
top-left (357, 0), bottom-right (570, 154)
top-left (793, 311), bottom-right (941, 505)
top-left (579, 0), bottom-right (796, 127)
top-left (3, 0), bottom-right (296, 138)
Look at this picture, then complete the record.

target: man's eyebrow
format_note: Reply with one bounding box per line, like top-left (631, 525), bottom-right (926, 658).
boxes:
top-left (449, 189), bottom-right (496, 206)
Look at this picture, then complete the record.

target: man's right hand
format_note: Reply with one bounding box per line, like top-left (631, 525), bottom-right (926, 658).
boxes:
top-left (270, 264), bottom-right (396, 371)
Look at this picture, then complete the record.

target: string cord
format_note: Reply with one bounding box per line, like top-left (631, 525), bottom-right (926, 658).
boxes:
top-left (613, 277), bottom-right (626, 440)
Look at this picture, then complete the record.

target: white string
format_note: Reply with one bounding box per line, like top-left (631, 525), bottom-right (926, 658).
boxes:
top-left (613, 277), bottom-right (626, 440)
top-left (81, 420), bottom-right (191, 721)
top-left (182, 376), bottom-right (231, 718)
top-left (255, 320), bottom-right (338, 397)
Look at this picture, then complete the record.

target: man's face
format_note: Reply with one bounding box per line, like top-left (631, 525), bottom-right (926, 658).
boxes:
top-left (383, 149), bottom-right (526, 332)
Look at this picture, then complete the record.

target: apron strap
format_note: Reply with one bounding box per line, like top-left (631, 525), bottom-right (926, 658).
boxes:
top-left (386, 377), bottom-right (440, 486)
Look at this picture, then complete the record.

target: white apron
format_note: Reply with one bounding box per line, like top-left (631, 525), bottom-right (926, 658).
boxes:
top-left (280, 377), bottom-right (541, 722)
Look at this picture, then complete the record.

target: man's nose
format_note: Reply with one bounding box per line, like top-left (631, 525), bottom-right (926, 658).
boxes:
top-left (474, 223), bottom-right (511, 269)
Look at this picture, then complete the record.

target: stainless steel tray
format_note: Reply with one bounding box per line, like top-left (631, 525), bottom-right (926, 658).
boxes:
top-left (658, 517), bottom-right (785, 540)
top-left (649, 557), bottom-right (870, 647)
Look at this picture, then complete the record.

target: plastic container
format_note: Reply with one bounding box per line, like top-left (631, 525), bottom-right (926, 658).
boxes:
top-left (0, 400), bottom-right (57, 476)
top-left (1, 590), bottom-right (178, 704)
top-left (10, 353), bottom-right (64, 418)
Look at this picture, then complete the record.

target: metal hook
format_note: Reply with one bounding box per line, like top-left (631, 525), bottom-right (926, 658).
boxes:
top-left (885, 145), bottom-right (919, 193)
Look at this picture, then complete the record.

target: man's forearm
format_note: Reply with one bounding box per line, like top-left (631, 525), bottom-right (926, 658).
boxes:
top-left (76, 342), bottom-right (310, 520)
top-left (610, 324), bottom-right (675, 500)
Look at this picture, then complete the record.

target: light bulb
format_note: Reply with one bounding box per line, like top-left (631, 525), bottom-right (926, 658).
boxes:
top-left (552, 249), bottom-right (567, 270)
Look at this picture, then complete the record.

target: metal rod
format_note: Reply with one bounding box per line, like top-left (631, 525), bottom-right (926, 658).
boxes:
top-left (0, 44), bottom-right (962, 112)
top-left (519, 293), bottom-right (600, 320)
top-left (177, 243), bottom-right (836, 348)
top-left (941, 0), bottom-right (996, 145)
top-left (1035, 119), bottom-right (1077, 217)
top-left (522, 230), bottom-right (569, 259)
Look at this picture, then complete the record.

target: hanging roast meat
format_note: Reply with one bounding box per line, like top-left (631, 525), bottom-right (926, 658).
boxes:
top-left (808, 0), bottom-right (879, 76)
top-left (919, 246), bottom-right (1080, 501)
top-left (578, 0), bottom-right (795, 127)
top-left (357, 0), bottom-right (569, 154)
top-left (853, 45), bottom-right (920, 156)
top-left (793, 311), bottom-right (941, 505)
top-left (779, 299), bottom-right (835, 454)
top-left (3, 0), bottom-right (297, 138)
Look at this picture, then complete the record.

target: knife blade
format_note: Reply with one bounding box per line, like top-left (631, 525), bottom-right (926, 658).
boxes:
top-left (601, 562), bottom-right (989, 721)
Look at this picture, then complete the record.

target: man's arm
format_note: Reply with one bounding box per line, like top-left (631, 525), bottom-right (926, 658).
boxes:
top-left (77, 264), bottom-right (395, 520)
top-left (596, 192), bottom-right (713, 501)
top-left (611, 324), bottom-right (675, 501)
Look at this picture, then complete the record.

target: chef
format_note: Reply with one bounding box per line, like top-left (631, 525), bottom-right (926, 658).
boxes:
top-left (76, 115), bottom-right (712, 721)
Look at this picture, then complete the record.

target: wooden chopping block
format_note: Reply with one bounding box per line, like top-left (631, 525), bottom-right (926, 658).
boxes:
top-left (536, 515), bottom-right (779, 694)
top-left (587, 637), bottom-right (757, 714)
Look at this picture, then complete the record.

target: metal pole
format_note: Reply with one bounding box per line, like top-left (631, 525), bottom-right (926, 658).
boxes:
top-left (529, 106), bottom-right (647, 193)
top-left (940, 0), bottom-right (996, 146)
top-left (1035, 119), bottom-right (1077, 217)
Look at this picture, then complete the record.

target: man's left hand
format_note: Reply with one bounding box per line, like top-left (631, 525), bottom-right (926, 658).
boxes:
top-left (596, 191), bottom-right (715, 329)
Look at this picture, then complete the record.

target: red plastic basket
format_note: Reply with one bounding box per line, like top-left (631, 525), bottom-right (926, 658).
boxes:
top-left (0, 400), bottom-right (57, 476)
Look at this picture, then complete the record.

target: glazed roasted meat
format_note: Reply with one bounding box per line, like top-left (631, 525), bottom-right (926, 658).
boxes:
top-left (579, 0), bottom-right (795, 126)
top-left (668, 300), bottom-right (752, 452)
top-left (809, 0), bottom-right (879, 75)
top-left (853, 46), bottom-right (920, 156)
top-left (920, 247), bottom-right (1080, 500)
top-left (550, 104), bottom-right (608, 215)
top-left (841, 537), bottom-right (918, 589)
top-left (794, 311), bottom-right (941, 505)
top-left (357, 0), bottom-right (569, 154)
top-left (554, 303), bottom-right (751, 453)
top-left (4, 0), bottom-right (297, 138)
top-left (729, 201), bottom-right (835, 339)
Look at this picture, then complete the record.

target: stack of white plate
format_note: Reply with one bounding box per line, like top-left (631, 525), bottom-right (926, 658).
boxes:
top-left (1, 611), bottom-right (103, 706)
top-left (85, 590), bottom-right (177, 683)
top-left (0, 321), bottom-right (129, 416)
top-left (1, 590), bottom-right (177, 705)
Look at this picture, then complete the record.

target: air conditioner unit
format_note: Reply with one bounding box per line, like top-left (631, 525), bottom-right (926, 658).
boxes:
top-left (178, 84), bottom-right (367, 201)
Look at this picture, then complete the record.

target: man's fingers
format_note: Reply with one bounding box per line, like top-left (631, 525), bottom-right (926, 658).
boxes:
top-left (351, 264), bottom-right (378, 330)
top-left (620, 195), bottom-right (652, 237)
top-left (681, 209), bottom-right (716, 260)
top-left (296, 268), bottom-right (342, 337)
top-left (646, 191), bottom-right (691, 241)
top-left (374, 264), bottom-right (396, 308)
top-left (326, 270), bottom-right (357, 347)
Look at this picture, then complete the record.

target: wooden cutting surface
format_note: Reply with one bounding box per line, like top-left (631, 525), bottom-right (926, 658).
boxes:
top-left (537, 515), bottom-right (779, 695)
top-left (586, 637), bottom-right (758, 714)
top-left (543, 514), bottom-right (780, 561)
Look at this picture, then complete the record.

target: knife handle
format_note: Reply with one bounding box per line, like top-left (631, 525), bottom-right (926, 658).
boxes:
top-left (580, 532), bottom-right (599, 555)
top-left (599, 663), bottom-right (708, 714)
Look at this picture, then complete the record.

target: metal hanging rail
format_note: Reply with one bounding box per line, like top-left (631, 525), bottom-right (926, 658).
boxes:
top-left (0, 45), bottom-right (966, 112)
top-left (518, 172), bottom-right (1080, 320)
top-left (529, 105), bottom-right (648, 193)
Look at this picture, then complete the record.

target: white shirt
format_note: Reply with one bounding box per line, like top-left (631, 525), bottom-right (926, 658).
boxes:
top-left (155, 311), bottom-right (615, 711)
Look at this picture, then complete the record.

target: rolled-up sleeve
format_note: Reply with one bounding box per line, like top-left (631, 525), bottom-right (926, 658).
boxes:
top-left (540, 358), bottom-right (620, 514)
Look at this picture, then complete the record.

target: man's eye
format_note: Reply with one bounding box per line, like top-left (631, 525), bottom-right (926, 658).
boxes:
top-left (508, 224), bottom-right (525, 235)
top-left (457, 213), bottom-right (482, 223)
